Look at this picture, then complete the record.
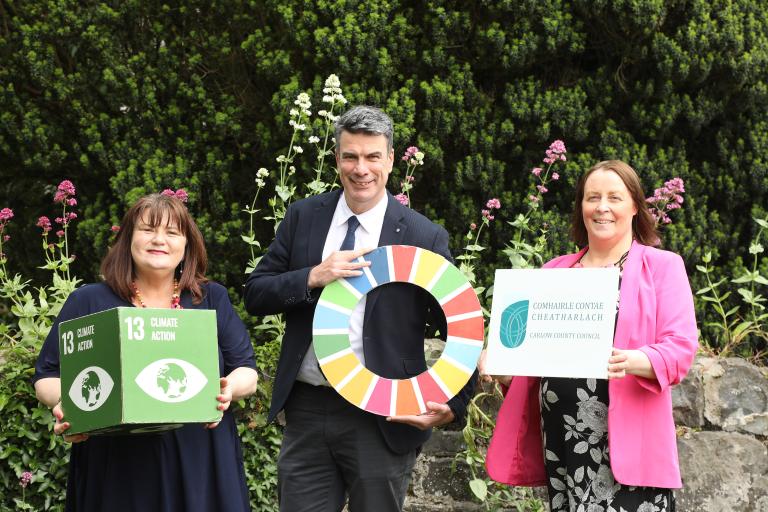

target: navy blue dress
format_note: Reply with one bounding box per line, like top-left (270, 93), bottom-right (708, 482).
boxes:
top-left (34, 282), bottom-right (255, 512)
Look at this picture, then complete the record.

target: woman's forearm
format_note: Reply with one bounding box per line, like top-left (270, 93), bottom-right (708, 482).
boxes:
top-left (34, 377), bottom-right (62, 408)
top-left (226, 367), bottom-right (259, 401)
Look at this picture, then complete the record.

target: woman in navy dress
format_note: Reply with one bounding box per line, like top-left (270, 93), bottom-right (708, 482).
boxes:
top-left (33, 193), bottom-right (258, 511)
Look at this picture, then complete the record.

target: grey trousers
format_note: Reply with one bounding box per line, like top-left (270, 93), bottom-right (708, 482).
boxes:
top-left (278, 381), bottom-right (419, 512)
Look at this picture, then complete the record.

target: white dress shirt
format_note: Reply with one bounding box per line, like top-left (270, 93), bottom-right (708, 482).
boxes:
top-left (296, 193), bottom-right (389, 386)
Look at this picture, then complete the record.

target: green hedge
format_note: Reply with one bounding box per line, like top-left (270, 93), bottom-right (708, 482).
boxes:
top-left (0, 347), bottom-right (69, 510)
top-left (2, 1), bottom-right (766, 283)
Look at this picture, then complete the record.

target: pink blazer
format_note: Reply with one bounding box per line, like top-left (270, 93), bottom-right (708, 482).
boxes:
top-left (485, 241), bottom-right (698, 488)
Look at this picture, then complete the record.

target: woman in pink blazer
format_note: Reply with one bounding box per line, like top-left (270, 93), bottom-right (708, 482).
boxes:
top-left (481, 160), bottom-right (698, 511)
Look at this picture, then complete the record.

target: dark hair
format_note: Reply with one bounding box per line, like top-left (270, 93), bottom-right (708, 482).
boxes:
top-left (571, 160), bottom-right (660, 247)
top-left (334, 105), bottom-right (394, 152)
top-left (101, 194), bottom-right (208, 304)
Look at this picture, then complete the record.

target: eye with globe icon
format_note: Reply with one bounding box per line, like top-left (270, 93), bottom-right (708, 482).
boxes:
top-left (81, 370), bottom-right (102, 407)
top-left (135, 358), bottom-right (209, 403)
top-left (156, 362), bottom-right (188, 399)
top-left (68, 366), bottom-right (114, 412)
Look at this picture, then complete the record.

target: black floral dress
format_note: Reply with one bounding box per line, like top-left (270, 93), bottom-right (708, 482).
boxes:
top-left (539, 254), bottom-right (675, 512)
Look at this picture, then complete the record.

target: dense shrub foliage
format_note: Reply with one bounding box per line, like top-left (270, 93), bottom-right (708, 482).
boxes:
top-left (1, 1), bottom-right (767, 509)
top-left (1, 1), bottom-right (766, 289)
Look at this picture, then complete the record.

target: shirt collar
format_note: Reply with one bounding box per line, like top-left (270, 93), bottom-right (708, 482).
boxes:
top-left (335, 193), bottom-right (389, 233)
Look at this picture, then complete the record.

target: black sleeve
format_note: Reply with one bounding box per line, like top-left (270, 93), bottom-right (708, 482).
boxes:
top-left (209, 283), bottom-right (257, 376)
top-left (33, 288), bottom-right (88, 383)
top-left (243, 203), bottom-right (319, 316)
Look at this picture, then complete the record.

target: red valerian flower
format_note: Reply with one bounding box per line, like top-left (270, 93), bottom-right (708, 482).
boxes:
top-left (37, 216), bottom-right (52, 233)
top-left (394, 193), bottom-right (409, 206)
top-left (161, 188), bottom-right (189, 203)
top-left (54, 180), bottom-right (76, 204)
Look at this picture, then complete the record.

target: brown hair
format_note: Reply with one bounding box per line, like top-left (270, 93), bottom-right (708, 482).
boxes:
top-left (101, 194), bottom-right (208, 304)
top-left (571, 160), bottom-right (660, 247)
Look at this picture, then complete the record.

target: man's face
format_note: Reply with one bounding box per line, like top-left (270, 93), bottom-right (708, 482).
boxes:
top-left (336, 131), bottom-right (394, 214)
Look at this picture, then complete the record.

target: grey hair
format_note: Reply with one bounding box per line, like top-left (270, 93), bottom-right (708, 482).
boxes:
top-left (334, 105), bottom-right (394, 152)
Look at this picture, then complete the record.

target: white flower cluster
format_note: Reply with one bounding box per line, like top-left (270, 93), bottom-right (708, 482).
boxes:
top-left (255, 167), bottom-right (269, 187)
top-left (322, 74), bottom-right (347, 106)
top-left (289, 92), bottom-right (312, 131)
top-left (317, 109), bottom-right (338, 122)
top-left (412, 151), bottom-right (425, 165)
top-left (294, 92), bottom-right (311, 114)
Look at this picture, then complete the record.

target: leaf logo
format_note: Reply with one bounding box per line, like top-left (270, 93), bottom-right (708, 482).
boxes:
top-left (134, 358), bottom-right (208, 403)
top-left (68, 366), bottom-right (114, 411)
top-left (500, 300), bottom-right (529, 349)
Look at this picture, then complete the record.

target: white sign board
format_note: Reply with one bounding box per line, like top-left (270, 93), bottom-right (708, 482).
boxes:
top-left (485, 268), bottom-right (619, 379)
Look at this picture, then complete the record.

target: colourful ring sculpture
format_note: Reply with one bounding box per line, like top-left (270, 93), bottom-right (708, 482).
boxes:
top-left (312, 245), bottom-right (484, 416)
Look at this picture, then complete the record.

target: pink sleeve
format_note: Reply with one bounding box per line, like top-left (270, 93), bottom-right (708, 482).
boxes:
top-left (637, 252), bottom-right (698, 393)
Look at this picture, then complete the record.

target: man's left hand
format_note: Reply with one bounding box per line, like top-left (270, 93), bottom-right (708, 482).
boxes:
top-left (386, 401), bottom-right (455, 431)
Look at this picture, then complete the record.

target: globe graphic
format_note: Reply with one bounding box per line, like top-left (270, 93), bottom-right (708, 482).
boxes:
top-left (156, 362), bottom-right (188, 398)
top-left (81, 370), bottom-right (102, 406)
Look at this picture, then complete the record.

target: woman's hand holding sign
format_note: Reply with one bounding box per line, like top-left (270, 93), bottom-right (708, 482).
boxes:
top-left (607, 348), bottom-right (655, 380)
top-left (477, 349), bottom-right (512, 387)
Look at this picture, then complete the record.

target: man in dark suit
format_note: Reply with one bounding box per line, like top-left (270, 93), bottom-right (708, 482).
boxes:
top-left (244, 105), bottom-right (476, 511)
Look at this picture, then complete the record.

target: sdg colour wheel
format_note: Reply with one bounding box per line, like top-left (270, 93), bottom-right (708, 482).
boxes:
top-left (312, 245), bottom-right (484, 416)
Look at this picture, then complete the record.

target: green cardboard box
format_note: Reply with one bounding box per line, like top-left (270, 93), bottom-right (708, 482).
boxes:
top-left (59, 307), bottom-right (222, 435)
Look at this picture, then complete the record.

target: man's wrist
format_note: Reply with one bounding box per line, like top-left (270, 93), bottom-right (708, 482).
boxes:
top-left (307, 266), bottom-right (318, 290)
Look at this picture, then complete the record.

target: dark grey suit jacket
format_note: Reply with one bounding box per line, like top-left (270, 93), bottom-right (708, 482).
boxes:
top-left (244, 189), bottom-right (477, 454)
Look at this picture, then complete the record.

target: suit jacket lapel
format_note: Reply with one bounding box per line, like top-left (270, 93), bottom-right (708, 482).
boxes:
top-left (307, 189), bottom-right (342, 265)
top-left (377, 192), bottom-right (408, 246)
top-left (365, 193), bottom-right (407, 322)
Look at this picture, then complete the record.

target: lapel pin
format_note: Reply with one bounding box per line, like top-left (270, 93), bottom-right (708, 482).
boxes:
top-left (396, 228), bottom-right (401, 232)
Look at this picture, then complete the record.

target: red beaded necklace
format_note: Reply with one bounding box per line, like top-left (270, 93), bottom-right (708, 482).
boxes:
top-left (132, 279), bottom-right (183, 309)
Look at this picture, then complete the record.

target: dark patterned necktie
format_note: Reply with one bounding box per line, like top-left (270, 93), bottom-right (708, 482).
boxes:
top-left (340, 216), bottom-right (359, 251)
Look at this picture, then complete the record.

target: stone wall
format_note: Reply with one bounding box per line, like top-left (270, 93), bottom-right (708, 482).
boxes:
top-left (404, 356), bottom-right (768, 511)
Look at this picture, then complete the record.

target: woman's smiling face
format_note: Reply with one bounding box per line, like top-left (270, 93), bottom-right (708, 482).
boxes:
top-left (130, 212), bottom-right (187, 277)
top-left (581, 168), bottom-right (638, 249)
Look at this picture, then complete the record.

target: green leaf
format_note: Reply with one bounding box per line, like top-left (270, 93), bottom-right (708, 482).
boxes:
top-left (737, 288), bottom-right (755, 302)
top-left (469, 478), bottom-right (488, 501)
top-left (732, 321), bottom-right (754, 338)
